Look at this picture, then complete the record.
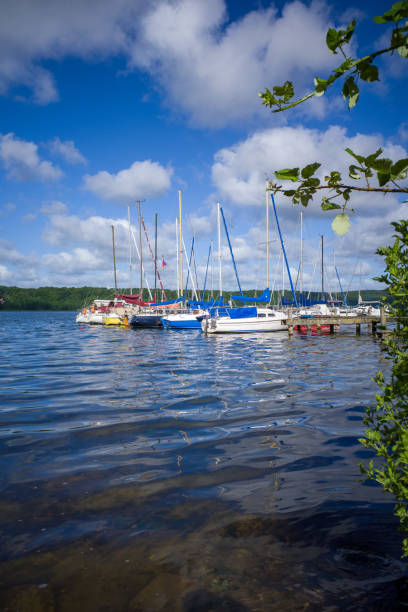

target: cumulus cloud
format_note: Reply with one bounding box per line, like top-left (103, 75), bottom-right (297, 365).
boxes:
top-left (48, 137), bottom-right (87, 164)
top-left (42, 248), bottom-right (106, 274)
top-left (0, 0), bottom-right (341, 126)
top-left (0, 0), bottom-right (140, 104)
top-left (130, 0), bottom-right (337, 127)
top-left (211, 125), bottom-right (407, 216)
top-left (83, 160), bottom-right (173, 203)
top-left (0, 133), bottom-right (63, 181)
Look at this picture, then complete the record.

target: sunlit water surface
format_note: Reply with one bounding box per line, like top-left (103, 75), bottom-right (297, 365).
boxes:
top-left (0, 311), bottom-right (406, 611)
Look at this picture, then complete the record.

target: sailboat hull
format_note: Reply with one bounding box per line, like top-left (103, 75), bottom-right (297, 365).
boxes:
top-left (202, 308), bottom-right (288, 334)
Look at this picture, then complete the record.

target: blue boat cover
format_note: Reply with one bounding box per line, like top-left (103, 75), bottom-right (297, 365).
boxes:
top-left (209, 306), bottom-right (257, 319)
top-left (188, 297), bottom-right (224, 308)
top-left (151, 297), bottom-right (184, 306)
top-left (228, 306), bottom-right (257, 318)
top-left (231, 288), bottom-right (271, 303)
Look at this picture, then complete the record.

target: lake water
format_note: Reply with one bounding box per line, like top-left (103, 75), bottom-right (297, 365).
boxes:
top-left (0, 311), bottom-right (406, 611)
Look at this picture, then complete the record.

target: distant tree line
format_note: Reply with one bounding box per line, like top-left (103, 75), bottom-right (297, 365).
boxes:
top-left (0, 285), bottom-right (388, 311)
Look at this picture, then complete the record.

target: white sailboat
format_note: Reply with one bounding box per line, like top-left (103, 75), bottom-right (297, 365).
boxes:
top-left (202, 194), bottom-right (287, 334)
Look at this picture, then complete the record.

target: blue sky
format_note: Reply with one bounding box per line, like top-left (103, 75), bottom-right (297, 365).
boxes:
top-left (0, 0), bottom-right (407, 294)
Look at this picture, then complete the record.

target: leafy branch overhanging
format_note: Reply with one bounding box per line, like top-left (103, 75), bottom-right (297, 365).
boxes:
top-left (261, 1), bottom-right (408, 234)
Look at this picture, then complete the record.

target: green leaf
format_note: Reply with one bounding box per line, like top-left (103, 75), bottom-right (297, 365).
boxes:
top-left (398, 44), bottom-right (408, 58)
top-left (301, 162), bottom-right (321, 179)
top-left (377, 172), bottom-right (391, 187)
top-left (345, 148), bottom-right (366, 164)
top-left (332, 213), bottom-right (351, 235)
top-left (275, 168), bottom-right (300, 182)
top-left (334, 58), bottom-right (354, 75)
top-left (359, 63), bottom-right (379, 82)
top-left (326, 21), bottom-right (356, 53)
top-left (314, 78), bottom-right (328, 96)
top-left (272, 81), bottom-right (294, 102)
top-left (349, 164), bottom-right (362, 179)
top-left (300, 194), bottom-right (311, 207)
top-left (374, 2), bottom-right (408, 24)
top-left (326, 28), bottom-right (340, 53)
top-left (321, 201), bottom-right (342, 210)
top-left (365, 149), bottom-right (383, 165)
top-left (369, 158), bottom-right (393, 173)
top-left (391, 158), bottom-right (408, 179)
top-left (342, 76), bottom-right (359, 109)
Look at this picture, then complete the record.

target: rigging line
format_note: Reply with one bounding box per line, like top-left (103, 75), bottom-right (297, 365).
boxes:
top-left (182, 236), bottom-right (199, 300)
top-left (202, 244), bottom-right (211, 302)
top-left (220, 206), bottom-right (243, 296)
top-left (345, 255), bottom-right (361, 297)
top-left (270, 193), bottom-right (298, 307)
top-left (129, 225), bottom-right (153, 301)
top-left (184, 237), bottom-right (194, 295)
top-left (141, 217), bottom-right (167, 301)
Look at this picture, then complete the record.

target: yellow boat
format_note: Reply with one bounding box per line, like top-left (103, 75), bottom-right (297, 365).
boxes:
top-left (104, 314), bottom-right (130, 327)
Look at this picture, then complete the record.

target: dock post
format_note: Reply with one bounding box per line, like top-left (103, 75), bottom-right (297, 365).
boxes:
top-left (356, 323), bottom-right (361, 335)
top-left (380, 308), bottom-right (386, 327)
top-left (372, 321), bottom-right (377, 335)
top-left (330, 324), bottom-right (335, 334)
top-left (287, 309), bottom-right (293, 337)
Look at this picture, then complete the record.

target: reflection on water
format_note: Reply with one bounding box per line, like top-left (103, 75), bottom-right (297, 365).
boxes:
top-left (0, 311), bottom-right (406, 611)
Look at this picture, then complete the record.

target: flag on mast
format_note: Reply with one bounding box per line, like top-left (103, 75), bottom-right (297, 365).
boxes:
top-left (161, 256), bottom-right (167, 269)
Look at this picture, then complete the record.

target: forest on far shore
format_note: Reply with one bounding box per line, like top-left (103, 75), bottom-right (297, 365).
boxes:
top-left (0, 285), bottom-right (388, 311)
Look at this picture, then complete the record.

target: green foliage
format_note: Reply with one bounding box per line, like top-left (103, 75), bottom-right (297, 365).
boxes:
top-left (261, 1), bottom-right (408, 233)
top-left (267, 138), bottom-right (408, 236)
top-left (0, 286), bottom-right (117, 311)
top-left (260, 0), bottom-right (408, 560)
top-left (260, 2), bottom-right (408, 114)
top-left (359, 220), bottom-right (408, 556)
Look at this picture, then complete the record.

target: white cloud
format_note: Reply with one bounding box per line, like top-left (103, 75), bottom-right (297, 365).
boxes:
top-left (0, 0), bottom-right (341, 127)
top-left (42, 247), bottom-right (106, 274)
top-left (0, 0), bottom-right (140, 104)
top-left (130, 0), bottom-right (337, 127)
top-left (48, 138), bottom-right (87, 164)
top-left (399, 122), bottom-right (408, 143)
top-left (0, 238), bottom-right (38, 266)
top-left (22, 213), bottom-right (38, 223)
top-left (0, 264), bottom-right (12, 282)
top-left (211, 125), bottom-right (407, 216)
top-left (84, 160), bottom-right (173, 203)
top-left (0, 133), bottom-right (63, 181)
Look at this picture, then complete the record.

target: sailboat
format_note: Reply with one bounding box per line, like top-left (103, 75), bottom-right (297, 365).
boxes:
top-left (201, 195), bottom-right (288, 334)
top-left (161, 190), bottom-right (208, 329)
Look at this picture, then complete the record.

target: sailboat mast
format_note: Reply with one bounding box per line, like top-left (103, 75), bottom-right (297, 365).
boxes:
top-left (178, 190), bottom-right (183, 299)
top-left (176, 218), bottom-right (180, 298)
top-left (321, 235), bottom-right (324, 296)
top-left (137, 200), bottom-right (144, 298)
top-left (111, 225), bottom-right (117, 291)
top-left (211, 239), bottom-right (214, 299)
top-left (217, 203), bottom-right (222, 298)
top-left (128, 205), bottom-right (132, 295)
top-left (300, 211), bottom-right (303, 295)
top-left (266, 181), bottom-right (269, 289)
top-left (154, 213), bottom-right (158, 302)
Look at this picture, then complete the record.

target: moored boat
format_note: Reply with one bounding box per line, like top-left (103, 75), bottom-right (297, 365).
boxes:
top-left (201, 306), bottom-right (287, 334)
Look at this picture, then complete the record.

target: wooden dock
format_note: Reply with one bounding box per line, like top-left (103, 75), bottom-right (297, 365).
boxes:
top-left (284, 308), bottom-right (388, 337)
